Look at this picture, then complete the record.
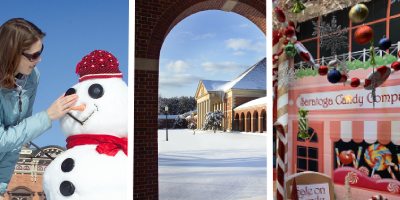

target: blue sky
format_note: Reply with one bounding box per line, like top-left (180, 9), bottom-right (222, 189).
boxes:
top-left (159, 10), bottom-right (266, 98)
top-left (0, 0), bottom-right (128, 147)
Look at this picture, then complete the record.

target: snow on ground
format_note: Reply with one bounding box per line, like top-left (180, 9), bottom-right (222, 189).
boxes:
top-left (158, 129), bottom-right (267, 200)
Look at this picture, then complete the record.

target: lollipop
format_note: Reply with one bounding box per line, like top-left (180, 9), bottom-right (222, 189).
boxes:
top-left (364, 144), bottom-right (392, 176)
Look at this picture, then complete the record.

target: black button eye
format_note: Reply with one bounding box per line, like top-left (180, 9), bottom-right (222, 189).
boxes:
top-left (65, 88), bottom-right (76, 96)
top-left (88, 84), bottom-right (104, 99)
top-left (61, 158), bottom-right (74, 172)
top-left (60, 181), bottom-right (75, 196)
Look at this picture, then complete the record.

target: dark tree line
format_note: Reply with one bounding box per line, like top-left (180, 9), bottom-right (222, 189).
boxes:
top-left (158, 96), bottom-right (196, 115)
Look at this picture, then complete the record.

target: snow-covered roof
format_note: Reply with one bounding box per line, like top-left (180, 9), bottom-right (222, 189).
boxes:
top-left (217, 58), bottom-right (266, 92)
top-left (234, 96), bottom-right (267, 110)
top-left (202, 80), bottom-right (229, 91)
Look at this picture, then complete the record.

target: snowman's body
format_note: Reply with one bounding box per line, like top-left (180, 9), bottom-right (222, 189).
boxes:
top-left (43, 145), bottom-right (127, 200)
top-left (43, 52), bottom-right (128, 200)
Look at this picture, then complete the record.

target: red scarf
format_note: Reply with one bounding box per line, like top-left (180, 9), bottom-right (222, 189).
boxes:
top-left (66, 134), bottom-right (127, 156)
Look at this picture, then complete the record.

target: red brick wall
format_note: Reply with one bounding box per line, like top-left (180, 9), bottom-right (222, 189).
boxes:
top-left (134, 69), bottom-right (159, 200)
top-left (6, 174), bottom-right (43, 200)
top-left (234, 96), bottom-right (262, 108)
top-left (135, 0), bottom-right (266, 59)
top-left (135, 0), bottom-right (266, 199)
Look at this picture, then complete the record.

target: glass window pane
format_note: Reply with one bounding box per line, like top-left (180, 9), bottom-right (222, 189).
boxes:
top-left (298, 158), bottom-right (307, 170)
top-left (308, 147), bottom-right (318, 159)
top-left (308, 159), bottom-right (318, 172)
top-left (297, 146), bottom-right (307, 157)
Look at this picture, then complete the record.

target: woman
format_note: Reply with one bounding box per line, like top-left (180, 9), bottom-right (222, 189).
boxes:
top-left (0, 18), bottom-right (78, 197)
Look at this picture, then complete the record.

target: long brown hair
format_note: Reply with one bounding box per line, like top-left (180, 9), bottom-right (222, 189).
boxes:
top-left (0, 18), bottom-right (45, 89)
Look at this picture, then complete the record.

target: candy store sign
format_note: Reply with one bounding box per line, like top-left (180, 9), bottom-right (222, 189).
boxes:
top-left (296, 85), bottom-right (400, 110)
top-left (297, 183), bottom-right (330, 200)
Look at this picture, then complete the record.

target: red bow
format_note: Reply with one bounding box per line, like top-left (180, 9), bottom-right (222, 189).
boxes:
top-left (66, 134), bottom-right (127, 156)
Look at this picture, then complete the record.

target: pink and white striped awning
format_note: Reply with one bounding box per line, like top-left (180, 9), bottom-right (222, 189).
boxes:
top-left (330, 121), bottom-right (400, 145)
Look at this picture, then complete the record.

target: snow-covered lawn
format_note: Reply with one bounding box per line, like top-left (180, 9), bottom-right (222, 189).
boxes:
top-left (158, 129), bottom-right (267, 200)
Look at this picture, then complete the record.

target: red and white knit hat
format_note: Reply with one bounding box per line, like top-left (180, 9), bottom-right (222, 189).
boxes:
top-left (76, 50), bottom-right (123, 82)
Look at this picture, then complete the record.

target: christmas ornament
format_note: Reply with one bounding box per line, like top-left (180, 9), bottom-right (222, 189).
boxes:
top-left (312, 16), bottom-right (348, 55)
top-left (291, 0), bottom-right (306, 13)
top-left (327, 68), bottom-right (342, 84)
top-left (274, 7), bottom-right (286, 22)
top-left (378, 37), bottom-right (392, 51)
top-left (350, 78), bottom-right (360, 87)
top-left (298, 108), bottom-right (310, 139)
top-left (349, 3), bottom-right (369, 24)
top-left (285, 42), bottom-right (297, 57)
top-left (391, 61), bottom-right (400, 71)
top-left (354, 25), bottom-right (374, 45)
top-left (285, 26), bottom-right (296, 38)
top-left (340, 74), bottom-right (348, 83)
top-left (364, 66), bottom-right (391, 90)
top-left (318, 65), bottom-right (328, 75)
top-left (273, 30), bottom-right (283, 46)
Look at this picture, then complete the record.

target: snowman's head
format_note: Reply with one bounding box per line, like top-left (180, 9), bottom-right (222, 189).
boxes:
top-left (60, 50), bottom-right (127, 138)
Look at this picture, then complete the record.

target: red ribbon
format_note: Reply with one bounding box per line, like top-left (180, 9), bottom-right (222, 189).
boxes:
top-left (66, 134), bottom-right (127, 156)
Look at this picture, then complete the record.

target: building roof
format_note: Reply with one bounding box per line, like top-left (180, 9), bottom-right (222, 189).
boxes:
top-left (217, 58), bottom-right (266, 92)
top-left (196, 58), bottom-right (266, 97)
top-left (234, 96), bottom-right (267, 110)
top-left (201, 80), bottom-right (229, 91)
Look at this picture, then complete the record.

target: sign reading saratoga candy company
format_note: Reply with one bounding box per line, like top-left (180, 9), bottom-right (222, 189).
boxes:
top-left (296, 85), bottom-right (400, 110)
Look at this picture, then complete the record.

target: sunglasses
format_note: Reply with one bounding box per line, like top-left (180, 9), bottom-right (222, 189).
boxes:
top-left (22, 44), bottom-right (44, 62)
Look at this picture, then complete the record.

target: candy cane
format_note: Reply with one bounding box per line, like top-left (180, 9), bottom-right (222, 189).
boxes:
top-left (397, 154), bottom-right (400, 170)
top-left (356, 146), bottom-right (362, 169)
top-left (335, 148), bottom-right (341, 167)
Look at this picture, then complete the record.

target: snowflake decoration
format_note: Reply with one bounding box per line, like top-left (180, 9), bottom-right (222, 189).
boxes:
top-left (312, 16), bottom-right (348, 55)
top-left (277, 62), bottom-right (296, 87)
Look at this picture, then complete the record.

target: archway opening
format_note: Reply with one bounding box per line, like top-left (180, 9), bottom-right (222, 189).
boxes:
top-left (134, 1), bottom-right (265, 199)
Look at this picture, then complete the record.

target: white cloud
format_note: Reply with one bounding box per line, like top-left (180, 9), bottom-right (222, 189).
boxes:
top-left (201, 61), bottom-right (245, 73)
top-left (225, 38), bottom-right (265, 53)
top-left (159, 74), bottom-right (202, 87)
top-left (166, 60), bottom-right (190, 73)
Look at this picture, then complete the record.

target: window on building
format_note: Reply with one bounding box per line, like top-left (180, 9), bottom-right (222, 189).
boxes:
top-left (8, 187), bottom-right (34, 200)
top-left (296, 128), bottom-right (319, 173)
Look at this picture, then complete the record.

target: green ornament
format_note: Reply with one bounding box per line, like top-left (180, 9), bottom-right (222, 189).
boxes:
top-left (291, 0), bottom-right (306, 13)
top-left (285, 42), bottom-right (297, 57)
top-left (369, 42), bottom-right (376, 66)
top-left (298, 108), bottom-right (310, 139)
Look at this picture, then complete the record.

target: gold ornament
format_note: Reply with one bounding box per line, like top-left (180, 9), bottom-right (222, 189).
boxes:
top-left (349, 3), bottom-right (369, 24)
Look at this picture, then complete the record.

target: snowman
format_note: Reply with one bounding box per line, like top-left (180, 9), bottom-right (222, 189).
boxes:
top-left (43, 50), bottom-right (128, 200)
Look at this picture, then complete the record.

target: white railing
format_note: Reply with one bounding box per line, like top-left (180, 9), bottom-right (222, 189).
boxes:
top-left (295, 41), bottom-right (400, 69)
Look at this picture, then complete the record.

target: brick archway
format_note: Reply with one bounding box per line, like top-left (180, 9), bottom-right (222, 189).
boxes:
top-left (135, 1), bottom-right (265, 199)
top-left (253, 111), bottom-right (259, 133)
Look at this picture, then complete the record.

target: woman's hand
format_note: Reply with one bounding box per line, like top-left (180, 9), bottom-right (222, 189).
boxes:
top-left (47, 94), bottom-right (78, 120)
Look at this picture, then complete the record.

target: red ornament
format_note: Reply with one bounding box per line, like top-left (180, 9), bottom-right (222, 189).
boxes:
top-left (350, 77), bottom-right (360, 87)
top-left (274, 7), bottom-right (286, 23)
top-left (391, 61), bottom-right (400, 71)
top-left (318, 65), bottom-right (328, 75)
top-left (284, 26), bottom-right (295, 38)
top-left (339, 150), bottom-right (355, 165)
top-left (340, 74), bottom-right (348, 82)
top-left (273, 30), bottom-right (282, 46)
top-left (288, 21), bottom-right (296, 28)
top-left (299, 52), bottom-right (310, 62)
top-left (354, 25), bottom-right (374, 45)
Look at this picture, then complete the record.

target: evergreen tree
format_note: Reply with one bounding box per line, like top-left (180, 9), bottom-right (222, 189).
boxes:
top-left (203, 110), bottom-right (224, 133)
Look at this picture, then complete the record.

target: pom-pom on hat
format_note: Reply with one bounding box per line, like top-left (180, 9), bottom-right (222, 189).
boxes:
top-left (76, 50), bottom-right (123, 82)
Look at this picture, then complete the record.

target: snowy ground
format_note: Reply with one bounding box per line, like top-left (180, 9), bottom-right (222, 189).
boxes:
top-left (158, 129), bottom-right (267, 200)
